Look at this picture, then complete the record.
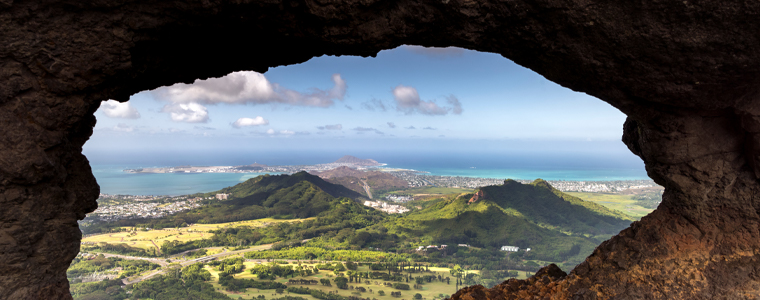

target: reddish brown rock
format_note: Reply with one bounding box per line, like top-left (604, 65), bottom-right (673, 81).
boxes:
top-left (469, 190), bottom-right (485, 204)
top-left (2, 0), bottom-right (760, 299)
top-left (453, 264), bottom-right (569, 300)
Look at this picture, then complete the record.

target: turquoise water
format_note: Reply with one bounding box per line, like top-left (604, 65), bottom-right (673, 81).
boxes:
top-left (92, 161), bottom-right (648, 196)
top-left (405, 166), bottom-right (647, 181)
top-left (88, 149), bottom-right (649, 195)
top-left (91, 165), bottom-right (274, 196)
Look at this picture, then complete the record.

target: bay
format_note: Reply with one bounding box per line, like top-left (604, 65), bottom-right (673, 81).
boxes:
top-left (89, 150), bottom-right (649, 196)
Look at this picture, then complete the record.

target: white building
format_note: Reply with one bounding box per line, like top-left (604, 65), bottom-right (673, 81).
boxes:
top-left (500, 245), bottom-right (519, 252)
top-left (215, 193), bottom-right (229, 200)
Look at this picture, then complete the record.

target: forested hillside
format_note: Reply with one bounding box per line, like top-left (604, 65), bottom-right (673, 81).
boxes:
top-left (82, 172), bottom-right (366, 233)
top-left (83, 173), bottom-right (633, 266)
top-left (479, 179), bottom-right (633, 236)
top-left (378, 194), bottom-right (600, 263)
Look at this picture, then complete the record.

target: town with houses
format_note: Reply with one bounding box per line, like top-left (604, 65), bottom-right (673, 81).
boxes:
top-left (122, 156), bottom-right (660, 195)
top-left (89, 172), bottom-right (659, 223)
top-left (88, 193), bottom-right (229, 222)
top-left (99, 157), bottom-right (660, 224)
top-left (386, 171), bottom-right (659, 193)
top-left (362, 200), bottom-right (410, 214)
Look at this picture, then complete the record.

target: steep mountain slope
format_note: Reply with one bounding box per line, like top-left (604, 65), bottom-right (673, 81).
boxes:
top-left (218, 171), bottom-right (364, 201)
top-left (311, 166), bottom-right (408, 197)
top-left (383, 195), bottom-right (599, 262)
top-left (176, 172), bottom-right (365, 223)
top-left (477, 179), bottom-right (633, 235)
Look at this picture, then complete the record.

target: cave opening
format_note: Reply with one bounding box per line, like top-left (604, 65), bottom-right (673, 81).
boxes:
top-left (72, 45), bottom-right (660, 298)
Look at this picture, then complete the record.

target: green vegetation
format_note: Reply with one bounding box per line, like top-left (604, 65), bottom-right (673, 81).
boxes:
top-left (481, 179), bottom-right (634, 235)
top-left (73, 173), bottom-right (646, 298)
top-left (67, 254), bottom-right (160, 280)
top-left (219, 273), bottom-right (287, 292)
top-left (80, 242), bottom-right (160, 257)
top-left (377, 193), bottom-right (599, 263)
top-left (631, 190), bottom-right (663, 209)
top-left (245, 247), bottom-right (411, 262)
top-left (128, 265), bottom-right (231, 299)
top-left (84, 175), bottom-right (632, 267)
top-left (175, 172), bottom-right (363, 224)
top-left (69, 279), bottom-right (128, 299)
top-left (81, 172), bottom-right (364, 234)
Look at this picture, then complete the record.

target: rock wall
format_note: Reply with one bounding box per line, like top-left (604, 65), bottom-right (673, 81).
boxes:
top-left (2, 0), bottom-right (760, 299)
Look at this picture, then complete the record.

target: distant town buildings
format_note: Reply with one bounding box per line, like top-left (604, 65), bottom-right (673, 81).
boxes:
top-left (90, 195), bottom-right (205, 222)
top-left (363, 200), bottom-right (409, 214)
top-left (501, 245), bottom-right (520, 252)
top-left (215, 193), bottom-right (229, 200)
top-left (387, 171), bottom-right (660, 193)
top-left (385, 194), bottom-right (413, 202)
top-left (416, 245), bottom-right (447, 251)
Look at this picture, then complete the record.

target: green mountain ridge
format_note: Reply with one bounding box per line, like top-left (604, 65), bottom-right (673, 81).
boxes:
top-left (378, 195), bottom-right (595, 263)
top-left (186, 172), bottom-right (366, 222)
top-left (84, 172), bottom-right (633, 266)
top-left (218, 171), bottom-right (365, 201)
top-left (368, 179), bottom-right (634, 263)
top-left (478, 179), bottom-right (633, 235)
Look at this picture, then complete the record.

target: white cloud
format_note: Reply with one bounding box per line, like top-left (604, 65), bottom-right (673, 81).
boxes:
top-left (387, 122), bottom-right (396, 128)
top-left (99, 100), bottom-right (140, 119)
top-left (113, 123), bottom-right (135, 132)
top-left (447, 96), bottom-right (463, 114)
top-left (261, 129), bottom-right (307, 136)
top-left (403, 45), bottom-right (465, 58)
top-left (151, 72), bottom-right (347, 107)
top-left (353, 127), bottom-right (384, 135)
top-left (405, 126), bottom-right (416, 129)
top-left (392, 85), bottom-right (461, 115)
top-left (317, 124), bottom-right (343, 130)
top-left (232, 117), bottom-right (269, 128)
top-left (361, 99), bottom-right (387, 111)
top-left (423, 127), bottom-right (437, 130)
top-left (160, 103), bottom-right (209, 123)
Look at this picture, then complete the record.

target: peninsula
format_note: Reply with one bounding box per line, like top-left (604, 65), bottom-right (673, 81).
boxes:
top-left (124, 155), bottom-right (385, 174)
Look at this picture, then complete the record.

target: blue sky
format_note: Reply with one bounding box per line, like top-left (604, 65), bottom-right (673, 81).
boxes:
top-left (85, 45), bottom-right (632, 163)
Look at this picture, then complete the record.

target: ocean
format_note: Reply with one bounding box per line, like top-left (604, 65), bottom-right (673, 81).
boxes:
top-left (87, 149), bottom-right (649, 196)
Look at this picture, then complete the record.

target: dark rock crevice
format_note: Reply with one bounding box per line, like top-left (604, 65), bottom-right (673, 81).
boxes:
top-left (3, 0), bottom-right (760, 298)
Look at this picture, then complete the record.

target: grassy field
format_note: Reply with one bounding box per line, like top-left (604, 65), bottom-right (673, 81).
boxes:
top-left (203, 262), bottom-right (527, 300)
top-left (82, 218), bottom-right (311, 251)
top-left (566, 192), bottom-right (653, 218)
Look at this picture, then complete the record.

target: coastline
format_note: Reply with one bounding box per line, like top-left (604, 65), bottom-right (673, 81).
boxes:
top-left (92, 162), bottom-right (652, 196)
